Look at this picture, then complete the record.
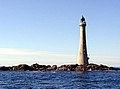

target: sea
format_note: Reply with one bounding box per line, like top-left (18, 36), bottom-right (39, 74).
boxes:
top-left (0, 71), bottom-right (120, 89)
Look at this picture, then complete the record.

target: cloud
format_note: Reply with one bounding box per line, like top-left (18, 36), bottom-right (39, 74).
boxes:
top-left (90, 55), bottom-right (120, 67)
top-left (0, 48), bottom-right (120, 67)
top-left (0, 48), bottom-right (76, 66)
top-left (0, 48), bottom-right (74, 57)
top-left (0, 48), bottom-right (47, 56)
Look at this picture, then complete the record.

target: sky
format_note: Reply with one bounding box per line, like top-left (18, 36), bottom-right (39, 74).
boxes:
top-left (0, 0), bottom-right (120, 66)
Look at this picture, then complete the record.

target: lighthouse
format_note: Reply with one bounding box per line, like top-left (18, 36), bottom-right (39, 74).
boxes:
top-left (77, 16), bottom-right (89, 65)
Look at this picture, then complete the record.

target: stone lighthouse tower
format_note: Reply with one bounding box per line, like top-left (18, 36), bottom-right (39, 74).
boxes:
top-left (77, 16), bottom-right (89, 65)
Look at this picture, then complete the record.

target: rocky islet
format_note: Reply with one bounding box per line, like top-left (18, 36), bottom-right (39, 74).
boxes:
top-left (0, 63), bottom-right (120, 71)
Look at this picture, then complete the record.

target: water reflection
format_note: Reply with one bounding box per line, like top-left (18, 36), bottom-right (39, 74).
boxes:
top-left (77, 71), bottom-right (89, 77)
top-left (0, 71), bottom-right (120, 89)
top-left (75, 71), bottom-right (91, 88)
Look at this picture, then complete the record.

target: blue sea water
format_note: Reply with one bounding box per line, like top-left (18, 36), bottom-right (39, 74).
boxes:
top-left (0, 71), bottom-right (120, 89)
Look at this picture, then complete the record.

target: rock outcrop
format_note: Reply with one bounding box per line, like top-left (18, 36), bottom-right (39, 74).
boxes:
top-left (57, 64), bottom-right (78, 71)
top-left (0, 66), bottom-right (12, 71)
top-left (12, 64), bottom-right (33, 71)
top-left (0, 63), bottom-right (120, 71)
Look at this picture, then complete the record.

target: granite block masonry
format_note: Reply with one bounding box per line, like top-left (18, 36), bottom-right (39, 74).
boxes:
top-left (77, 16), bottom-right (89, 65)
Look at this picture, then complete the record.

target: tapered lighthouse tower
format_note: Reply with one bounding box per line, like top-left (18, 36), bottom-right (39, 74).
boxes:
top-left (77, 16), bottom-right (89, 65)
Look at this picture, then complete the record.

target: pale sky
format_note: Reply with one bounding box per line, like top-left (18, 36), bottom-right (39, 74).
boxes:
top-left (0, 0), bottom-right (120, 66)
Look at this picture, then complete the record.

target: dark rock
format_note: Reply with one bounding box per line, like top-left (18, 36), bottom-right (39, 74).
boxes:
top-left (31, 63), bottom-right (48, 71)
top-left (76, 65), bottom-right (88, 71)
top-left (46, 65), bottom-right (57, 71)
top-left (13, 64), bottom-right (32, 71)
top-left (31, 63), bottom-right (40, 71)
top-left (0, 66), bottom-right (11, 71)
top-left (108, 67), bottom-right (114, 70)
top-left (108, 67), bottom-right (120, 71)
top-left (57, 64), bottom-right (78, 71)
top-left (0, 63), bottom-right (120, 71)
top-left (99, 64), bottom-right (109, 70)
top-left (31, 63), bottom-right (40, 69)
top-left (57, 65), bottom-right (67, 71)
top-left (87, 64), bottom-right (100, 70)
top-left (46, 65), bottom-right (51, 68)
top-left (52, 65), bottom-right (57, 69)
